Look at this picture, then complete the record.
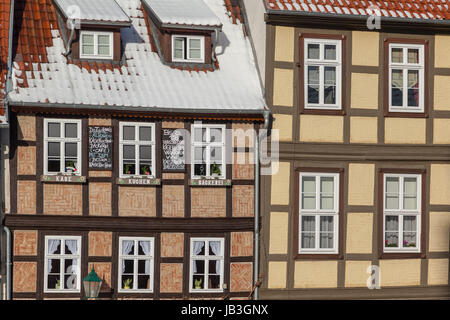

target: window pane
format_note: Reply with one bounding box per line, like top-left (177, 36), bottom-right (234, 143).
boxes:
top-left (385, 216), bottom-right (399, 247)
top-left (391, 69), bottom-right (403, 107)
top-left (122, 240), bottom-right (135, 255)
top-left (208, 275), bottom-right (220, 289)
top-left (407, 70), bottom-right (419, 107)
top-left (307, 66), bottom-right (319, 104)
top-left (194, 164), bottom-right (207, 176)
top-left (189, 39), bottom-right (201, 59)
top-left (302, 177), bottom-right (316, 210)
top-left (47, 239), bottom-right (61, 254)
top-left (65, 123), bottom-right (77, 138)
top-left (82, 45), bottom-right (94, 55)
top-left (65, 142), bottom-right (77, 158)
top-left (174, 38), bottom-right (184, 59)
top-left (324, 67), bottom-right (336, 104)
top-left (301, 216), bottom-right (315, 249)
top-left (391, 48), bottom-right (403, 63)
top-left (320, 177), bottom-right (334, 210)
top-left (403, 216), bottom-right (417, 232)
top-left (139, 127), bottom-right (152, 141)
top-left (48, 123), bottom-right (61, 138)
top-left (307, 44), bottom-right (320, 59)
top-left (386, 177), bottom-right (399, 209)
top-left (138, 275), bottom-right (150, 289)
top-left (82, 34), bottom-right (94, 55)
top-left (48, 142), bottom-right (60, 157)
top-left (122, 275), bottom-right (133, 289)
top-left (123, 126), bottom-right (135, 141)
top-left (210, 163), bottom-right (222, 176)
top-left (193, 241), bottom-right (205, 255)
top-left (98, 45), bottom-right (110, 56)
top-left (123, 162), bottom-right (135, 175)
top-left (48, 159), bottom-right (60, 172)
top-left (122, 260), bottom-right (134, 274)
top-left (408, 48), bottom-right (419, 64)
top-left (140, 163), bottom-right (152, 175)
top-left (98, 35), bottom-right (110, 46)
top-left (193, 274), bottom-right (204, 289)
top-left (194, 147), bottom-right (206, 162)
top-left (138, 241), bottom-right (151, 256)
top-left (324, 44), bottom-right (336, 60)
top-left (210, 147), bottom-right (222, 162)
top-left (47, 273), bottom-right (61, 289)
top-left (210, 128), bottom-right (222, 143)
top-left (403, 216), bottom-right (417, 247)
top-left (194, 128), bottom-right (206, 142)
top-left (208, 242), bottom-right (221, 256)
top-left (403, 177), bottom-right (417, 210)
top-left (64, 240), bottom-right (78, 255)
top-left (123, 145), bottom-right (135, 160)
top-left (140, 146), bottom-right (152, 160)
top-left (385, 232), bottom-right (399, 247)
top-left (193, 260), bottom-right (205, 274)
top-left (82, 34), bottom-right (94, 44)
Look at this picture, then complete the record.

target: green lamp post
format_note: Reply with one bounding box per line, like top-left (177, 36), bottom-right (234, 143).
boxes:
top-left (83, 267), bottom-right (102, 300)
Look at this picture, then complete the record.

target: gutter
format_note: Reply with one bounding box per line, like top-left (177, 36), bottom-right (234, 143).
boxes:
top-left (2, 227), bottom-right (11, 300)
top-left (253, 109), bottom-right (271, 300)
top-left (8, 100), bottom-right (269, 117)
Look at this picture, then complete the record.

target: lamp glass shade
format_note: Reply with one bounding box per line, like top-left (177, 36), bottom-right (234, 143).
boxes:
top-left (83, 267), bottom-right (102, 299)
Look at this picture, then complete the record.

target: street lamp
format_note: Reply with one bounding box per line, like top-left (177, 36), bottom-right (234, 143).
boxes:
top-left (83, 267), bottom-right (102, 300)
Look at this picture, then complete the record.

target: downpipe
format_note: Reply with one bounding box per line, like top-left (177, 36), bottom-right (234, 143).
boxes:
top-left (3, 226), bottom-right (11, 300)
top-left (253, 110), bottom-right (271, 300)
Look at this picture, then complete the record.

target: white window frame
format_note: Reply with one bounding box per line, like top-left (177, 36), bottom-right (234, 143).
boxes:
top-left (80, 30), bottom-right (114, 60)
top-left (171, 35), bottom-right (205, 63)
top-left (191, 124), bottom-right (226, 179)
top-left (119, 122), bottom-right (156, 178)
top-left (44, 119), bottom-right (82, 176)
top-left (304, 38), bottom-right (342, 110)
top-left (118, 237), bottom-right (155, 293)
top-left (189, 237), bottom-right (225, 293)
top-left (44, 236), bottom-right (81, 293)
top-left (298, 172), bottom-right (340, 254)
top-left (383, 173), bottom-right (422, 253)
top-left (388, 43), bottom-right (425, 113)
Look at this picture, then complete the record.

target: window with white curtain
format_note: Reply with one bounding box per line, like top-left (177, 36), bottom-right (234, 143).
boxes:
top-left (80, 31), bottom-right (113, 60)
top-left (190, 238), bottom-right (224, 292)
top-left (119, 122), bottom-right (155, 178)
top-left (389, 43), bottom-right (424, 112)
top-left (298, 172), bottom-right (339, 254)
top-left (118, 237), bottom-right (154, 292)
top-left (44, 236), bottom-right (81, 292)
top-left (383, 174), bottom-right (421, 252)
top-left (304, 38), bottom-right (342, 110)
top-left (44, 119), bottom-right (82, 175)
top-left (191, 124), bottom-right (226, 179)
top-left (172, 35), bottom-right (205, 63)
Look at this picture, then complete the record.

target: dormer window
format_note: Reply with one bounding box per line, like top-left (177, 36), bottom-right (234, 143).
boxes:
top-left (172, 35), bottom-right (205, 63)
top-left (80, 31), bottom-right (113, 60)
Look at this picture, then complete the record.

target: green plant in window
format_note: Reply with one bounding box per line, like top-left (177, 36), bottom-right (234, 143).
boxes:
top-left (194, 278), bottom-right (203, 289)
top-left (56, 280), bottom-right (60, 289)
top-left (65, 161), bottom-right (76, 173)
top-left (124, 164), bottom-right (133, 175)
top-left (140, 165), bottom-right (151, 176)
top-left (123, 278), bottom-right (132, 290)
top-left (211, 163), bottom-right (221, 177)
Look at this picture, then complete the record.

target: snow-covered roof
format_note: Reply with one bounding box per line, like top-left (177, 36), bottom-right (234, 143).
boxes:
top-left (9, 0), bottom-right (266, 114)
top-left (142, 0), bottom-right (222, 27)
top-left (54, 0), bottom-right (131, 24)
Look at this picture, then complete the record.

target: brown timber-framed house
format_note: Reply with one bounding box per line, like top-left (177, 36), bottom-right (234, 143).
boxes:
top-left (242, 0), bottom-right (450, 299)
top-left (0, 0), bottom-right (269, 300)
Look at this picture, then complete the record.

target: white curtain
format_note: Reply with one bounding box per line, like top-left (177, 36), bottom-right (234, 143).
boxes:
top-left (209, 242), bottom-right (221, 274)
top-left (139, 241), bottom-right (151, 274)
top-left (122, 240), bottom-right (135, 271)
top-left (65, 240), bottom-right (78, 255)
top-left (193, 241), bottom-right (205, 273)
top-left (47, 240), bottom-right (60, 272)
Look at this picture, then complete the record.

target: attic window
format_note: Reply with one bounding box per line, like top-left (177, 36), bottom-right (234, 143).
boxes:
top-left (80, 31), bottom-right (113, 60)
top-left (172, 35), bottom-right (205, 63)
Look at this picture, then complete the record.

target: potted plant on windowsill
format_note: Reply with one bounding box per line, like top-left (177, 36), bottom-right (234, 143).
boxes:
top-left (65, 161), bottom-right (77, 175)
top-left (123, 278), bottom-right (132, 290)
top-left (211, 163), bottom-right (221, 179)
top-left (124, 164), bottom-right (133, 175)
top-left (140, 165), bottom-right (151, 177)
top-left (194, 278), bottom-right (203, 290)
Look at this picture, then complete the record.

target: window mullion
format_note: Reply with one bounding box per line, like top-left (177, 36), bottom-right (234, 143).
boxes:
top-left (319, 65), bottom-right (324, 105)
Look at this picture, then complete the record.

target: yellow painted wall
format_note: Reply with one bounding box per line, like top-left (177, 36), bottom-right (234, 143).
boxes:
top-left (434, 75), bottom-right (450, 111)
top-left (272, 114), bottom-right (293, 142)
top-left (351, 73), bottom-right (379, 109)
top-left (270, 162), bottom-right (291, 205)
top-left (299, 115), bottom-right (344, 143)
top-left (350, 117), bottom-right (378, 144)
top-left (269, 212), bottom-right (289, 254)
top-left (435, 35), bottom-right (450, 68)
top-left (430, 164), bottom-right (450, 205)
top-left (379, 259), bottom-right (421, 287)
top-left (294, 261), bottom-right (338, 288)
top-left (429, 212), bottom-right (450, 252)
top-left (274, 26), bottom-right (294, 62)
top-left (385, 118), bottom-right (426, 144)
top-left (428, 259), bottom-right (449, 286)
top-left (268, 261), bottom-right (287, 289)
top-left (433, 119), bottom-right (450, 144)
top-left (273, 68), bottom-right (293, 107)
top-left (346, 213), bottom-right (373, 254)
top-left (348, 164), bottom-right (375, 206)
top-left (352, 31), bottom-right (379, 66)
top-left (345, 261), bottom-right (372, 288)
